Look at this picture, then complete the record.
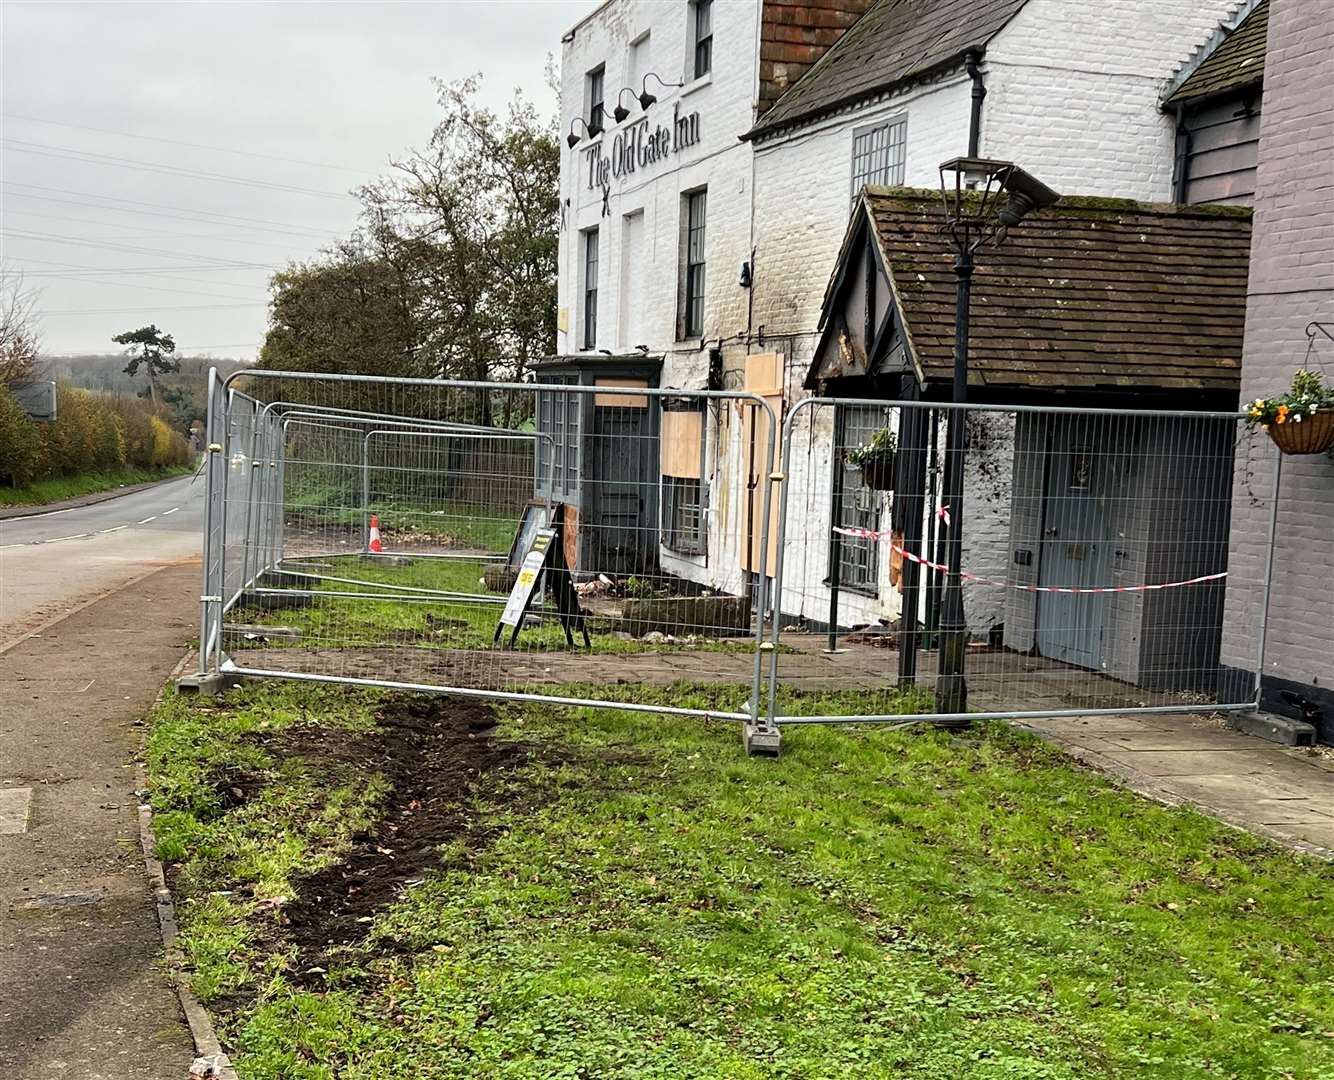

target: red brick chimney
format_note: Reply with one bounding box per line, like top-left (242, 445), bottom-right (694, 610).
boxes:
top-left (758, 0), bottom-right (877, 116)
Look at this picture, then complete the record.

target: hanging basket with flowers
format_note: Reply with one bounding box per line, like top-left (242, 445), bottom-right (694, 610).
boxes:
top-left (1246, 369), bottom-right (1334, 455)
top-left (846, 428), bottom-right (898, 490)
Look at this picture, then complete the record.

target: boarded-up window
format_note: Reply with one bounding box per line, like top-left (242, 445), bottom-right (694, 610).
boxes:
top-left (661, 405), bottom-right (706, 554)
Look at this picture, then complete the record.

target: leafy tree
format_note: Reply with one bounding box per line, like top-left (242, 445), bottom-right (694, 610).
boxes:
top-left (260, 237), bottom-right (423, 379)
top-left (260, 77), bottom-right (558, 426)
top-left (112, 324), bottom-right (179, 407)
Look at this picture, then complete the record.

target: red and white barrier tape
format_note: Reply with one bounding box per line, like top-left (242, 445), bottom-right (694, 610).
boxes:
top-left (832, 526), bottom-right (1227, 594)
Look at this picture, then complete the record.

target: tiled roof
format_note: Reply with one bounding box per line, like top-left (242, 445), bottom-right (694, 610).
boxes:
top-left (1166, 0), bottom-right (1268, 106)
top-left (746, 0), bottom-right (1028, 141)
top-left (843, 188), bottom-right (1251, 393)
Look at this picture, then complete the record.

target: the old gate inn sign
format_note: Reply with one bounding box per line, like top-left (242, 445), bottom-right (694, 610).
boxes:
top-left (584, 102), bottom-right (701, 193)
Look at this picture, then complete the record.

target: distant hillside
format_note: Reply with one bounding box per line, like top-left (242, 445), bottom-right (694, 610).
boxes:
top-left (44, 353), bottom-right (252, 429)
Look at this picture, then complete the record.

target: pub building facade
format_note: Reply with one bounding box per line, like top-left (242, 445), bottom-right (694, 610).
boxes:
top-left (552, 0), bottom-right (1252, 639)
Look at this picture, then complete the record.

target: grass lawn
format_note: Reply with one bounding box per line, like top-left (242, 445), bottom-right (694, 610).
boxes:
top-left (0, 463), bottom-right (194, 508)
top-left (231, 554), bottom-right (774, 656)
top-left (147, 680), bottom-right (1334, 1080)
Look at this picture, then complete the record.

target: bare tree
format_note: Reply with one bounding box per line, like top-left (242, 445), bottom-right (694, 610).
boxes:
top-left (0, 265), bottom-right (44, 389)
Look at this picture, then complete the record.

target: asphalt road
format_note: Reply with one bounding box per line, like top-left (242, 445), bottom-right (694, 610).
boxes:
top-left (0, 473), bottom-right (206, 650)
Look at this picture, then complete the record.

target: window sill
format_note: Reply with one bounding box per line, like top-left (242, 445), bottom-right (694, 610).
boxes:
top-left (822, 576), bottom-right (880, 600)
top-left (680, 73), bottom-right (712, 98)
top-left (662, 543), bottom-right (707, 559)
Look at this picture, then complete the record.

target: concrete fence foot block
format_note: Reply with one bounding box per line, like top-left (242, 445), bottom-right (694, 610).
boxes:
top-left (1226, 711), bottom-right (1316, 747)
top-left (743, 722), bottom-right (782, 758)
top-left (359, 554), bottom-right (415, 567)
top-left (175, 672), bottom-right (241, 697)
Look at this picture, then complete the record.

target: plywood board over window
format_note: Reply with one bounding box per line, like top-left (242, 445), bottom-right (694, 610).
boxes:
top-left (742, 352), bottom-right (783, 578)
top-left (662, 408), bottom-right (704, 477)
top-left (593, 378), bottom-right (648, 408)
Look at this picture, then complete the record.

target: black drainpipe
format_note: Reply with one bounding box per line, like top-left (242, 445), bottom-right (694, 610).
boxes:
top-left (965, 49), bottom-right (986, 156)
top-left (1170, 102), bottom-right (1191, 203)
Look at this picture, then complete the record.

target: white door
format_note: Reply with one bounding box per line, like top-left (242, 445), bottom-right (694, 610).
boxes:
top-left (618, 210), bottom-right (644, 350)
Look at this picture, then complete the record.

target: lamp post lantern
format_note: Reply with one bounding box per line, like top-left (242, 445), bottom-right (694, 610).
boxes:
top-left (933, 157), bottom-right (1059, 718)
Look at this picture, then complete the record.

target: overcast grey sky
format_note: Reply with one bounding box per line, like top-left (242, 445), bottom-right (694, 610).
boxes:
top-left (2, 0), bottom-right (593, 358)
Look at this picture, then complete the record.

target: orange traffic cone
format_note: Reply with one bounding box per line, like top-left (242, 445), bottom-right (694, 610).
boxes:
top-left (367, 514), bottom-right (384, 553)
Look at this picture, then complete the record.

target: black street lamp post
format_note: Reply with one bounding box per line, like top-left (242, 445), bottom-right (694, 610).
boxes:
top-left (933, 157), bottom-right (1059, 717)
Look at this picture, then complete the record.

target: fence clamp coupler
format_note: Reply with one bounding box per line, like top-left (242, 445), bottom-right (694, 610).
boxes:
top-left (207, 442), bottom-right (223, 453)
top-left (769, 471), bottom-right (786, 483)
top-left (200, 595), bottom-right (222, 603)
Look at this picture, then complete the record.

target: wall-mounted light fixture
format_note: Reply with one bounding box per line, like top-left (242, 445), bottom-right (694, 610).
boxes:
top-left (565, 108), bottom-right (609, 149)
top-left (612, 88), bottom-right (639, 124)
top-left (638, 71), bottom-right (684, 111)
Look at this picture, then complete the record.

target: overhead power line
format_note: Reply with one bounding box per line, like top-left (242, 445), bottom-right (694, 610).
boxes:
top-left (1, 182), bottom-right (341, 238)
top-left (2, 113), bottom-right (366, 174)
top-left (1, 138), bottom-right (358, 201)
top-left (20, 263), bottom-right (275, 278)
top-left (40, 301), bottom-right (265, 315)
top-left (2, 227), bottom-right (278, 268)
top-left (1, 208), bottom-right (309, 253)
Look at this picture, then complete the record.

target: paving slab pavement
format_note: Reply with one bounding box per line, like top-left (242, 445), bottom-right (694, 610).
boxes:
top-left (0, 562), bottom-right (199, 1079)
top-left (1022, 713), bottom-right (1334, 856)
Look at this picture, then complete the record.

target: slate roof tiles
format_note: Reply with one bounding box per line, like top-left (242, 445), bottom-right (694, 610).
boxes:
top-left (746, 0), bottom-right (1028, 141)
top-left (835, 188), bottom-right (1252, 393)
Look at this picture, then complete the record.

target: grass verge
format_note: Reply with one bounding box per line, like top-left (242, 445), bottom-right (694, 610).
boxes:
top-left (147, 679), bottom-right (1334, 1079)
top-left (0, 464), bottom-right (193, 508)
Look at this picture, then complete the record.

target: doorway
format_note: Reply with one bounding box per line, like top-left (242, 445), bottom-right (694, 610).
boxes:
top-left (1036, 418), bottom-right (1112, 670)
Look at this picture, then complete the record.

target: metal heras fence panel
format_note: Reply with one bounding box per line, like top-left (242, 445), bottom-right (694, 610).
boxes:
top-left (197, 368), bottom-right (782, 741)
top-left (764, 397), bottom-right (1278, 729)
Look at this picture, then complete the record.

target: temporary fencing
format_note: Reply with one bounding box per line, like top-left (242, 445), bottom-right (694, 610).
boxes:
top-left (195, 369), bottom-right (783, 741)
top-left (765, 398), bottom-right (1274, 728)
top-left (194, 370), bottom-right (1277, 752)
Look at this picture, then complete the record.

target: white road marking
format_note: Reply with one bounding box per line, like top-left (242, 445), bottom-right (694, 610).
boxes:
top-left (0, 500), bottom-right (190, 548)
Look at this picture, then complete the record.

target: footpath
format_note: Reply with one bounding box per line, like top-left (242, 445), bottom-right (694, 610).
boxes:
top-left (0, 562), bottom-right (199, 1079)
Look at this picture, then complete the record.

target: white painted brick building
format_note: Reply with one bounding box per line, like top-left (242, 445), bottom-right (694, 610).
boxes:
top-left (556, 0), bottom-right (1248, 634)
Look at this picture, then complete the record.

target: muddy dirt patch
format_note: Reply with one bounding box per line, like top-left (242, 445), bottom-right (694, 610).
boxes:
top-left (276, 694), bottom-right (534, 964)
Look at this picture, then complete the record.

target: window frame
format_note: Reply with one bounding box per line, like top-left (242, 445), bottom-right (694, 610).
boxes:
top-left (535, 375), bottom-right (583, 506)
top-left (849, 116), bottom-right (908, 207)
top-left (660, 401), bottom-right (709, 556)
top-left (680, 188), bottom-right (707, 339)
top-left (627, 31), bottom-right (650, 100)
top-left (586, 64), bottom-right (606, 134)
top-left (582, 226), bottom-right (599, 351)
top-left (691, 0), bottom-right (713, 80)
top-left (828, 404), bottom-right (884, 596)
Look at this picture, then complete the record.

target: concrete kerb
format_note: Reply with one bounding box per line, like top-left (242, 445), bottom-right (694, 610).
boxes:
top-left (141, 651), bottom-right (239, 1080)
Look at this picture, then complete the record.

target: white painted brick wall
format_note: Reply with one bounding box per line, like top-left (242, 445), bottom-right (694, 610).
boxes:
top-left (983, 0), bottom-right (1241, 201)
top-left (558, 0), bottom-right (759, 371)
top-left (750, 78), bottom-right (973, 340)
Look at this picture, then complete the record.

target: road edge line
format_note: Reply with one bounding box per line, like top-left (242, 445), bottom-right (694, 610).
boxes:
top-left (0, 467), bottom-right (199, 522)
top-left (137, 649), bottom-right (239, 1080)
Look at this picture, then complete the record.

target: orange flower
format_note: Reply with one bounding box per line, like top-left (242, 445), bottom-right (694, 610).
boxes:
top-left (1276, 404), bottom-right (1289, 424)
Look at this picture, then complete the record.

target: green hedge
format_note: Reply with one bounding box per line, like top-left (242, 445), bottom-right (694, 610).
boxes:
top-left (0, 382), bottom-right (192, 488)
